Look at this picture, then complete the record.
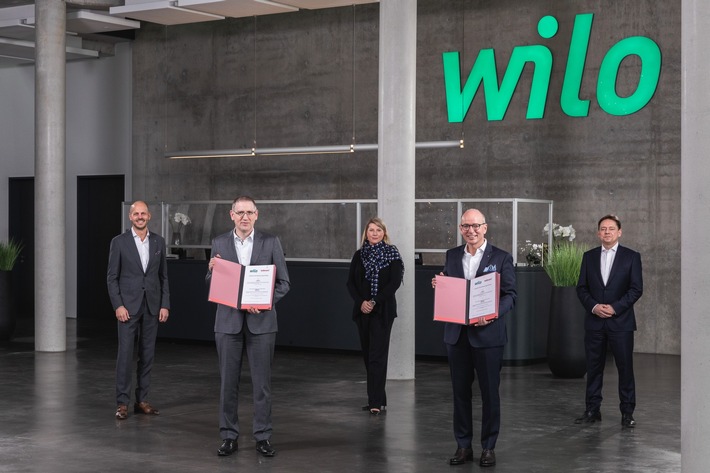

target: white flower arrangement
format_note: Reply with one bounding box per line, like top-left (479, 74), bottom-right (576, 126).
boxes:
top-left (173, 212), bottom-right (191, 227)
top-left (543, 222), bottom-right (576, 242)
top-left (170, 212), bottom-right (192, 237)
top-left (521, 240), bottom-right (545, 266)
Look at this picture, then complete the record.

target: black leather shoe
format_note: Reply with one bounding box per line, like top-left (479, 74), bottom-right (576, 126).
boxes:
top-left (574, 410), bottom-right (602, 424)
top-left (217, 439), bottom-right (238, 456)
top-left (255, 439), bottom-right (276, 457)
top-left (449, 447), bottom-right (473, 465)
top-left (479, 449), bottom-right (496, 467)
top-left (362, 405), bottom-right (386, 412)
top-left (622, 413), bottom-right (636, 428)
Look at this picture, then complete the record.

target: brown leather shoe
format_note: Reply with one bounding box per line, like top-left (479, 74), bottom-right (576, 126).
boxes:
top-left (479, 449), bottom-right (496, 467)
top-left (134, 401), bottom-right (160, 415)
top-left (115, 404), bottom-right (128, 420)
top-left (449, 447), bottom-right (474, 465)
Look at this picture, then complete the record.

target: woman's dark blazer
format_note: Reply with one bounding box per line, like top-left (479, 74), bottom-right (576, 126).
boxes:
top-left (346, 249), bottom-right (404, 321)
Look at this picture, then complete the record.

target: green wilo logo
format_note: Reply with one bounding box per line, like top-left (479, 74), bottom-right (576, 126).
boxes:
top-left (443, 13), bottom-right (662, 122)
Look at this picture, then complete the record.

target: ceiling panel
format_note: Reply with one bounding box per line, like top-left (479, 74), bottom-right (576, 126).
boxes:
top-left (279, 0), bottom-right (378, 9)
top-left (0, 20), bottom-right (34, 40)
top-left (180, 0), bottom-right (297, 18)
top-left (0, 36), bottom-right (98, 64)
top-left (110, 1), bottom-right (225, 25)
top-left (65, 10), bottom-right (140, 35)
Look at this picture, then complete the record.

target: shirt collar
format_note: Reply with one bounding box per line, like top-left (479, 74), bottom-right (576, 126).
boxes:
top-left (131, 228), bottom-right (150, 240)
top-left (465, 239), bottom-right (487, 256)
top-left (234, 228), bottom-right (254, 242)
top-left (602, 242), bottom-right (619, 253)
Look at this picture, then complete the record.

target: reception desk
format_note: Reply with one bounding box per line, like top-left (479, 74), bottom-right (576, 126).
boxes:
top-left (160, 260), bottom-right (550, 363)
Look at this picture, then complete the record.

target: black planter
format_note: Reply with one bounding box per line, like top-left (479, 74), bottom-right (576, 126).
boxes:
top-left (0, 270), bottom-right (16, 341)
top-left (547, 286), bottom-right (586, 378)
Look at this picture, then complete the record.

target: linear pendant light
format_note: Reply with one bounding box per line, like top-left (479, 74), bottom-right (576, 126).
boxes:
top-left (164, 140), bottom-right (464, 159)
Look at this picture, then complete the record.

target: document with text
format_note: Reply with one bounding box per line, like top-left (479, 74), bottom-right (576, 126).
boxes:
top-left (433, 272), bottom-right (500, 325)
top-left (208, 258), bottom-right (276, 311)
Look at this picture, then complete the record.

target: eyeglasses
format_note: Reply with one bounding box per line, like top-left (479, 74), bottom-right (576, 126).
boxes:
top-left (232, 210), bottom-right (257, 218)
top-left (460, 223), bottom-right (486, 231)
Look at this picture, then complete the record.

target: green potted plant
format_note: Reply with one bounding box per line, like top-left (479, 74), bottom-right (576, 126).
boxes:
top-left (544, 241), bottom-right (588, 378)
top-left (0, 239), bottom-right (24, 340)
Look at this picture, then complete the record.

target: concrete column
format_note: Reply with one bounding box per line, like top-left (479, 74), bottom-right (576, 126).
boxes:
top-left (34, 0), bottom-right (66, 352)
top-left (681, 1), bottom-right (710, 471)
top-left (378, 0), bottom-right (416, 380)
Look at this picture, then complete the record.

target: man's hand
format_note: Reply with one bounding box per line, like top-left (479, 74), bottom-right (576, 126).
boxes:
top-left (431, 272), bottom-right (445, 288)
top-left (116, 306), bottom-right (130, 323)
top-left (159, 308), bottom-right (169, 322)
top-left (593, 304), bottom-right (615, 318)
top-left (208, 254), bottom-right (222, 271)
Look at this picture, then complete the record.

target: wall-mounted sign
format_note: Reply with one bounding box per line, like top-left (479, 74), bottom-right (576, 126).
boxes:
top-left (443, 13), bottom-right (662, 122)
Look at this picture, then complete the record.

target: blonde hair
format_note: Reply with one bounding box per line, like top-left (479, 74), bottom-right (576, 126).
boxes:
top-left (360, 217), bottom-right (391, 246)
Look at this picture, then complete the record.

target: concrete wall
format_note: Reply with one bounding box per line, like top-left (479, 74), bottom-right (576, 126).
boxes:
top-left (0, 42), bottom-right (133, 318)
top-left (130, 0), bottom-right (680, 354)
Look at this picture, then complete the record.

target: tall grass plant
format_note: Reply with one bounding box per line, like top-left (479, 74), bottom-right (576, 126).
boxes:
top-left (0, 239), bottom-right (23, 271)
top-left (544, 242), bottom-right (587, 287)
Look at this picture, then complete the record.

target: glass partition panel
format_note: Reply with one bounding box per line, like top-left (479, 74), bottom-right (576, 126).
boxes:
top-left (122, 198), bottom-right (552, 264)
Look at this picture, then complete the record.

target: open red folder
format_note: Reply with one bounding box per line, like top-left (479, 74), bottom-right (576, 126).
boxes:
top-left (208, 258), bottom-right (276, 311)
top-left (433, 273), bottom-right (500, 325)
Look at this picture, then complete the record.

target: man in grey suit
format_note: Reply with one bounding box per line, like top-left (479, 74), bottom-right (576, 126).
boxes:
top-left (206, 196), bottom-right (290, 458)
top-left (107, 200), bottom-right (170, 420)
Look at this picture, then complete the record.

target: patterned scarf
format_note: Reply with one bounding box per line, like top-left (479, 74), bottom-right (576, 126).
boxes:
top-left (360, 241), bottom-right (403, 297)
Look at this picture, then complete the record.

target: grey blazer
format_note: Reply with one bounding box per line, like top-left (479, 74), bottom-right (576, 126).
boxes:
top-left (206, 229), bottom-right (291, 334)
top-left (107, 230), bottom-right (170, 315)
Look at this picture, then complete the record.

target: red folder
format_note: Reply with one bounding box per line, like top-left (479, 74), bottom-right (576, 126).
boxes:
top-left (208, 258), bottom-right (275, 311)
top-left (433, 273), bottom-right (500, 325)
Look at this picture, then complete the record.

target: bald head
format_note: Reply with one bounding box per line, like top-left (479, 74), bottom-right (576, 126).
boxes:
top-left (459, 208), bottom-right (488, 251)
top-left (129, 200), bottom-right (151, 233)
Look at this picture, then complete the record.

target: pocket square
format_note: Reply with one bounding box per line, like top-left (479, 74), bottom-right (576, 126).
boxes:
top-left (483, 264), bottom-right (496, 272)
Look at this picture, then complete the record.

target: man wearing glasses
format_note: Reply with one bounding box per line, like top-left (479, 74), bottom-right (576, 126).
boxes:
top-left (206, 196), bottom-right (290, 458)
top-left (432, 209), bottom-right (517, 467)
top-left (575, 215), bottom-right (643, 428)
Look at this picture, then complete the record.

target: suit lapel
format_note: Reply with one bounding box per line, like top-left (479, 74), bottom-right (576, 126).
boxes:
top-left (223, 231), bottom-right (239, 263)
top-left (605, 245), bottom-right (622, 285)
top-left (476, 244), bottom-right (494, 277)
top-left (124, 230), bottom-right (144, 273)
top-left (250, 230), bottom-right (264, 264)
top-left (146, 233), bottom-right (159, 272)
top-left (451, 245), bottom-right (466, 278)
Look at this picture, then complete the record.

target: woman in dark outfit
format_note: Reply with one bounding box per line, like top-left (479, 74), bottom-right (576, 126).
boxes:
top-left (346, 217), bottom-right (404, 415)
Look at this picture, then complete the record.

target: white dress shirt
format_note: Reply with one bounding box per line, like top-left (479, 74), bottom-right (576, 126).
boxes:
top-left (234, 229), bottom-right (254, 266)
top-left (462, 240), bottom-right (487, 280)
top-left (601, 243), bottom-right (618, 285)
top-left (132, 228), bottom-right (150, 273)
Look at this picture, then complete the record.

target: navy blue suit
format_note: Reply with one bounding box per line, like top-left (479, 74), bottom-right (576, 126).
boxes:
top-left (576, 245), bottom-right (643, 415)
top-left (442, 243), bottom-right (516, 450)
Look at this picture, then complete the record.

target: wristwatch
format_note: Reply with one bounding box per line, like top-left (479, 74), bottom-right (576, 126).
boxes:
top-left (370, 299), bottom-right (376, 306)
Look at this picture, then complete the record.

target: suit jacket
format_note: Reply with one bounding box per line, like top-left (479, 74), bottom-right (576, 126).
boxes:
top-left (346, 249), bottom-right (404, 321)
top-left (206, 229), bottom-right (290, 335)
top-left (576, 245), bottom-right (643, 332)
top-left (107, 230), bottom-right (170, 315)
top-left (442, 243), bottom-right (517, 348)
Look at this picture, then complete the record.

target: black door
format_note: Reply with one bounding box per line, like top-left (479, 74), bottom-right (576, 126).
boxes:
top-left (8, 177), bottom-right (35, 321)
top-left (76, 175), bottom-right (124, 330)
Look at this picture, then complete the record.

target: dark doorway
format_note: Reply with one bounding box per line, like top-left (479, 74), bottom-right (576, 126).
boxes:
top-left (76, 175), bottom-right (124, 331)
top-left (8, 177), bottom-right (35, 322)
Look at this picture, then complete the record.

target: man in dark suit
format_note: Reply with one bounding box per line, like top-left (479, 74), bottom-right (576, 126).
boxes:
top-left (107, 200), bottom-right (170, 420)
top-left (576, 214), bottom-right (643, 428)
top-left (432, 209), bottom-right (517, 467)
top-left (206, 196), bottom-right (290, 458)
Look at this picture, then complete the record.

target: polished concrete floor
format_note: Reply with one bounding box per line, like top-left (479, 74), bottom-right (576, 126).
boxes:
top-left (0, 319), bottom-right (679, 473)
